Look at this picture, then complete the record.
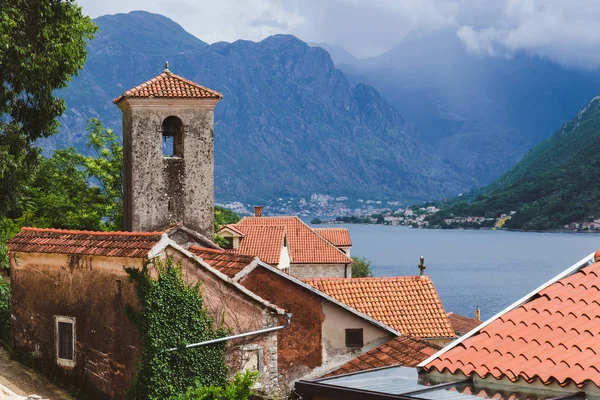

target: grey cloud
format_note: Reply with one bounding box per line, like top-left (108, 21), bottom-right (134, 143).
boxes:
top-left (77, 0), bottom-right (600, 69)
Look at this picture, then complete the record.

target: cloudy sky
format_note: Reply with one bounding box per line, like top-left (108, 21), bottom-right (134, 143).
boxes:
top-left (78, 0), bottom-right (600, 68)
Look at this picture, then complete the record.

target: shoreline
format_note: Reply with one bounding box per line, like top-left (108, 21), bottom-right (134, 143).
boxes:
top-left (314, 221), bottom-right (600, 234)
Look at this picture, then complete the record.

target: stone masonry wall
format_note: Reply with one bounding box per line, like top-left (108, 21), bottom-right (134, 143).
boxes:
top-left (122, 104), bottom-right (215, 237)
top-left (289, 263), bottom-right (348, 279)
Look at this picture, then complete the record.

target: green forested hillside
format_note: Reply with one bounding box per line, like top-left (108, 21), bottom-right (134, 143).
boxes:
top-left (428, 95), bottom-right (600, 230)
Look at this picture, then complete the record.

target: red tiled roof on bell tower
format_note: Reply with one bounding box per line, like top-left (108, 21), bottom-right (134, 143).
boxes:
top-left (113, 63), bottom-right (222, 104)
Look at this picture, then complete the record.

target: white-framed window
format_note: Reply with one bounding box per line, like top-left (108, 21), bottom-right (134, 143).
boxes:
top-left (55, 315), bottom-right (75, 367)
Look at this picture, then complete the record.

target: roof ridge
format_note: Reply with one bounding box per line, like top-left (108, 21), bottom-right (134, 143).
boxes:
top-left (168, 72), bottom-right (223, 98)
top-left (18, 227), bottom-right (164, 236)
top-left (189, 245), bottom-right (226, 254)
top-left (305, 276), bottom-right (424, 282)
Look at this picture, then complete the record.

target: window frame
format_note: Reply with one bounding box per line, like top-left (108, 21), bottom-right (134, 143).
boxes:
top-left (345, 328), bottom-right (364, 348)
top-left (55, 315), bottom-right (76, 367)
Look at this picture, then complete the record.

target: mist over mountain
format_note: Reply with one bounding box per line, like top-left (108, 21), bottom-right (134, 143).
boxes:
top-left (319, 29), bottom-right (600, 186)
top-left (51, 11), bottom-right (474, 204)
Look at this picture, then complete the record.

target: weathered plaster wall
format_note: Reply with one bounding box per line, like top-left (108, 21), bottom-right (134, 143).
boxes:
top-left (278, 244), bottom-right (290, 270)
top-left (164, 248), bottom-right (282, 394)
top-left (239, 267), bottom-right (325, 385)
top-left (320, 301), bottom-right (393, 363)
top-left (121, 100), bottom-right (216, 237)
top-left (290, 263), bottom-right (348, 279)
top-left (10, 252), bottom-right (143, 399)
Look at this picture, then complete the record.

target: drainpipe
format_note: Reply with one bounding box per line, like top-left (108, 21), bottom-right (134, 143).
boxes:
top-left (162, 313), bottom-right (292, 353)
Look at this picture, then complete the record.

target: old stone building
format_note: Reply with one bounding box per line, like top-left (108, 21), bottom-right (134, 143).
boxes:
top-left (8, 227), bottom-right (287, 398)
top-left (114, 63), bottom-right (220, 237)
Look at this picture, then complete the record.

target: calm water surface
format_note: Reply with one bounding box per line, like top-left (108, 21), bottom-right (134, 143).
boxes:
top-left (307, 223), bottom-right (600, 320)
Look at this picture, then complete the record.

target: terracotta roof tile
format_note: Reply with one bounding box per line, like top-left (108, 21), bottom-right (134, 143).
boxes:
top-left (235, 217), bottom-right (352, 264)
top-left (447, 312), bottom-right (483, 336)
top-left (189, 246), bottom-right (254, 278)
top-left (113, 70), bottom-right (222, 104)
top-left (7, 227), bottom-right (163, 258)
top-left (313, 228), bottom-right (352, 247)
top-left (226, 225), bottom-right (285, 265)
top-left (324, 336), bottom-right (441, 377)
top-left (424, 261), bottom-right (600, 388)
top-left (305, 277), bottom-right (455, 338)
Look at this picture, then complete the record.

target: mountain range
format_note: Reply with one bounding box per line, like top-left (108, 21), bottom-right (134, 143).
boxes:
top-left (49, 11), bottom-right (600, 206)
top-left (50, 11), bottom-right (474, 204)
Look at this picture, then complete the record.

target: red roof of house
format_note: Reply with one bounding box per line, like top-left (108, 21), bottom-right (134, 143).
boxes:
top-left (314, 228), bottom-right (352, 247)
top-left (324, 336), bottom-right (441, 377)
top-left (446, 312), bottom-right (482, 336)
top-left (305, 277), bottom-right (455, 338)
top-left (113, 70), bottom-right (222, 104)
top-left (235, 217), bottom-right (352, 264)
top-left (189, 246), bottom-right (254, 278)
top-left (7, 227), bottom-right (163, 258)
top-left (424, 260), bottom-right (600, 388)
top-left (226, 225), bottom-right (285, 265)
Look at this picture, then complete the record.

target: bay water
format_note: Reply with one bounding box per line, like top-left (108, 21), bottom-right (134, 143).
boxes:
top-left (307, 223), bottom-right (600, 321)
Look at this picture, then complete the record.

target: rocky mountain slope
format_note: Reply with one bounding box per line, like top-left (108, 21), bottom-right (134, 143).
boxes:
top-left (428, 94), bottom-right (600, 230)
top-left (49, 11), bottom-right (474, 204)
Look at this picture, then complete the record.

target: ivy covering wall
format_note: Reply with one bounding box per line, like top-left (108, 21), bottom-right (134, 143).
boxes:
top-left (125, 257), bottom-right (229, 399)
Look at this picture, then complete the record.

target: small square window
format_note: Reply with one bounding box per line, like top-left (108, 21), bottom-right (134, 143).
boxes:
top-left (345, 328), bottom-right (363, 347)
top-left (55, 316), bottom-right (75, 367)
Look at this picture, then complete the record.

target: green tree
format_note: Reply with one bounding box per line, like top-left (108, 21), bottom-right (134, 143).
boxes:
top-left (0, 119), bottom-right (122, 269)
top-left (0, 277), bottom-right (9, 344)
top-left (213, 207), bottom-right (241, 247)
top-left (351, 256), bottom-right (373, 278)
top-left (172, 370), bottom-right (258, 400)
top-left (0, 0), bottom-right (97, 214)
top-left (125, 257), bottom-right (229, 400)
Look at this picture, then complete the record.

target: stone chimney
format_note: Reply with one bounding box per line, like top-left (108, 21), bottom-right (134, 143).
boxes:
top-left (418, 256), bottom-right (426, 276)
top-left (475, 306), bottom-right (481, 322)
top-left (254, 206), bottom-right (263, 217)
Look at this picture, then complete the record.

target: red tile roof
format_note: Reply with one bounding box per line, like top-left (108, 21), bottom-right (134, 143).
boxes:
top-left (113, 70), bottom-right (222, 104)
top-left (189, 246), bottom-right (254, 278)
top-left (324, 336), bottom-right (441, 377)
top-left (314, 228), bottom-right (352, 247)
top-left (221, 224), bottom-right (245, 237)
top-left (235, 217), bottom-right (352, 264)
top-left (225, 225), bottom-right (285, 265)
top-left (446, 312), bottom-right (482, 336)
top-left (305, 277), bottom-right (455, 338)
top-left (7, 227), bottom-right (163, 258)
top-left (424, 261), bottom-right (600, 388)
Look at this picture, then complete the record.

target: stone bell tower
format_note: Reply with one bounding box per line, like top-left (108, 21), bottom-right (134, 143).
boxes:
top-left (113, 63), bottom-right (222, 237)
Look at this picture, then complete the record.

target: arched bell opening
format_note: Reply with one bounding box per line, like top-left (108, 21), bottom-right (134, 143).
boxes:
top-left (161, 116), bottom-right (184, 157)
